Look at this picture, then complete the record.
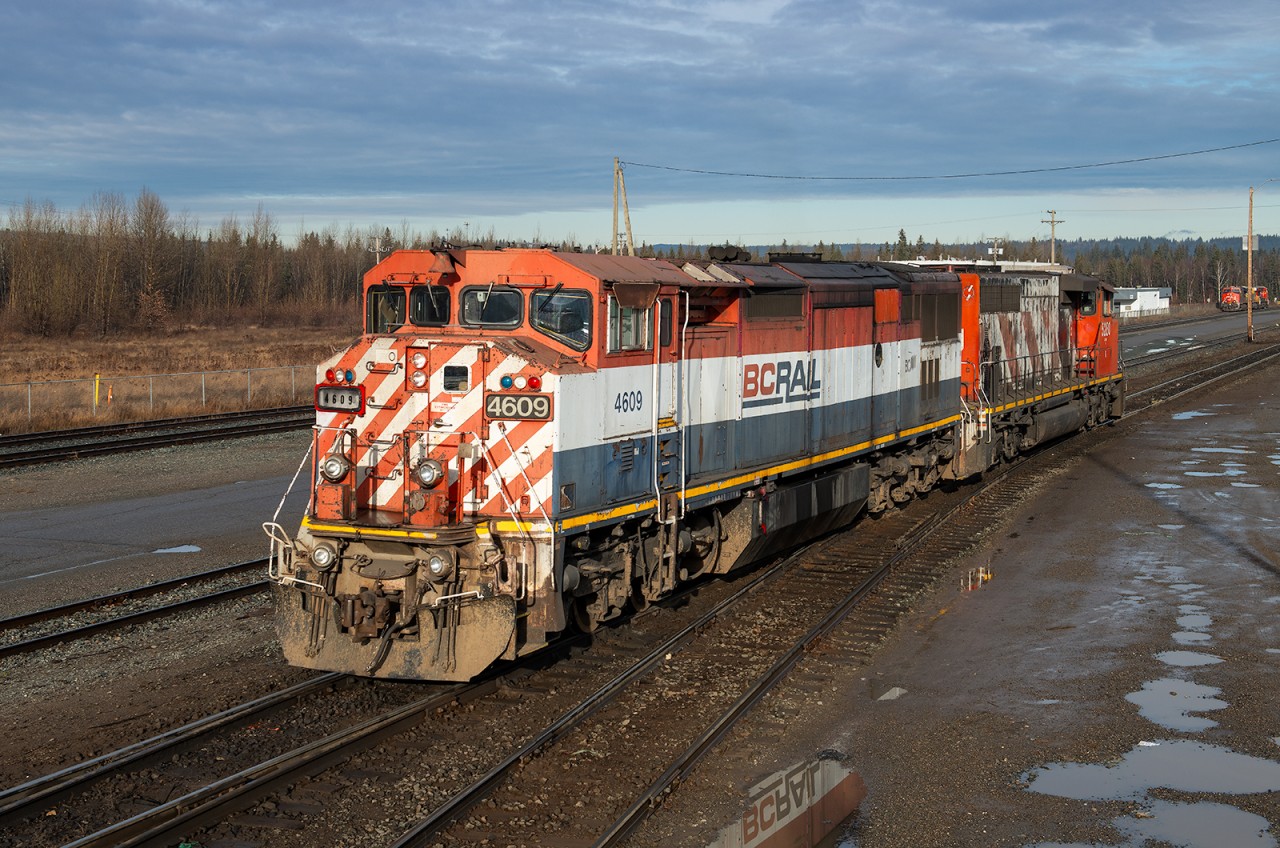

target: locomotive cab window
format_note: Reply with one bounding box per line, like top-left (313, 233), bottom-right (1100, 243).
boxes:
top-left (460, 285), bottom-right (523, 328)
top-left (607, 295), bottom-right (650, 352)
top-left (532, 287), bottom-right (592, 351)
top-left (1079, 290), bottom-right (1097, 316)
top-left (367, 285), bottom-right (406, 334)
top-left (409, 285), bottom-right (451, 326)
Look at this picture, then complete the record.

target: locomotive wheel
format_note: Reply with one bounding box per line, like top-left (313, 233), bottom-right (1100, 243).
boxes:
top-left (572, 596), bottom-right (599, 633)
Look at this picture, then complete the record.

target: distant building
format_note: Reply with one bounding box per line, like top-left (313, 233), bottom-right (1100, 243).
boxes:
top-left (1114, 287), bottom-right (1171, 317)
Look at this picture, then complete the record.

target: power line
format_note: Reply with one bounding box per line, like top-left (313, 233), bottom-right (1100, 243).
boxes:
top-left (620, 138), bottom-right (1280, 181)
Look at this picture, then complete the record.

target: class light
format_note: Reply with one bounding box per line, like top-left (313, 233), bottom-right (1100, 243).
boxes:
top-left (500, 375), bottom-right (514, 389)
top-left (325, 368), bottom-right (336, 382)
top-left (344, 369), bottom-right (355, 383)
top-left (513, 375), bottom-right (527, 389)
top-left (529, 375), bottom-right (543, 390)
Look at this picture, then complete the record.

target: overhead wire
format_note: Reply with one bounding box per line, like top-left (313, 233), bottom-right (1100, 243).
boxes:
top-left (620, 138), bottom-right (1280, 182)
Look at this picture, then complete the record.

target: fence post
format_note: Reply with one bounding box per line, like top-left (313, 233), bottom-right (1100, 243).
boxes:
top-left (149, 375), bottom-right (154, 413)
top-left (247, 369), bottom-right (252, 404)
top-left (202, 372), bottom-right (207, 407)
top-left (28, 383), bottom-right (33, 424)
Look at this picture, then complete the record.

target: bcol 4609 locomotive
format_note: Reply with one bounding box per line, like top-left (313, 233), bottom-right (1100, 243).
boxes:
top-left (264, 248), bottom-right (1124, 680)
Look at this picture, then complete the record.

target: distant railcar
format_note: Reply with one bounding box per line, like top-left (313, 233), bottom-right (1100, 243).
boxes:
top-left (264, 249), bottom-right (1124, 680)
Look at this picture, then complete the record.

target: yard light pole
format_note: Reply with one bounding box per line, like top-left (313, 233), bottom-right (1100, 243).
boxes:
top-left (1247, 178), bottom-right (1278, 343)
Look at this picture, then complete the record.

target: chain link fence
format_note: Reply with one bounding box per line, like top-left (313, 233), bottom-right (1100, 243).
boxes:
top-left (0, 366), bottom-right (315, 434)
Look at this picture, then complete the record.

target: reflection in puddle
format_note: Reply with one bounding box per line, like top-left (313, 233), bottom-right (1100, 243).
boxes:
top-left (1157, 650), bottom-right (1223, 667)
top-left (1025, 740), bottom-right (1280, 799)
top-left (153, 544), bottom-right (202, 554)
top-left (1125, 678), bottom-right (1227, 731)
top-left (708, 753), bottom-right (865, 848)
top-left (1191, 446), bottom-right (1256, 455)
top-left (1112, 799), bottom-right (1277, 848)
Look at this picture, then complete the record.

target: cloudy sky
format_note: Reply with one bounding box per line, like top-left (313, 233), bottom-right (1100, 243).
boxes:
top-left (4, 0), bottom-right (1279, 246)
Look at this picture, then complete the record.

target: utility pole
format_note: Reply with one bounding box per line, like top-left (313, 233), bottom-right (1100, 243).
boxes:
top-left (612, 157), bottom-right (635, 256)
top-left (985, 238), bottom-right (1004, 267)
top-left (1248, 187), bottom-right (1256, 342)
top-left (1041, 210), bottom-right (1064, 264)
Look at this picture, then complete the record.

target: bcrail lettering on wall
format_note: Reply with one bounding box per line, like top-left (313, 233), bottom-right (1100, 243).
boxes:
top-left (742, 357), bottom-right (821, 408)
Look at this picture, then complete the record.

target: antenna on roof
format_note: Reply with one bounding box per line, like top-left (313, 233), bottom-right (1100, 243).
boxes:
top-left (612, 157), bottom-right (636, 257)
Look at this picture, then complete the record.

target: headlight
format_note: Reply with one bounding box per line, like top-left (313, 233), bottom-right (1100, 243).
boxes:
top-left (320, 454), bottom-right (351, 482)
top-left (410, 370), bottom-right (427, 388)
top-left (310, 543), bottom-right (338, 570)
top-left (412, 351), bottom-right (427, 369)
top-left (413, 458), bottom-right (445, 488)
top-left (425, 553), bottom-right (453, 581)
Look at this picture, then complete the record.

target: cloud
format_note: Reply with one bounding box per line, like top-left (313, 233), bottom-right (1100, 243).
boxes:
top-left (2, 0), bottom-right (1278, 241)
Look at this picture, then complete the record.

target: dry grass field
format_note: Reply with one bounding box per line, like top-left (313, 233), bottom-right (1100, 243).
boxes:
top-left (1, 325), bottom-right (360, 433)
top-left (2, 325), bottom-right (357, 383)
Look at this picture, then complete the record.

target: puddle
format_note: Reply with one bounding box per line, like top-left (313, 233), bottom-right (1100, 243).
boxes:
top-left (1173, 631), bottom-right (1212, 645)
top-left (1156, 524), bottom-right (1184, 530)
top-left (1169, 583), bottom-right (1203, 592)
top-left (708, 753), bottom-right (865, 848)
top-left (1184, 469), bottom-right (1247, 477)
top-left (1125, 678), bottom-right (1227, 731)
top-left (153, 544), bottom-right (202, 554)
top-left (1172, 410), bottom-right (1216, 420)
top-left (1157, 650), bottom-right (1223, 667)
top-left (1112, 799), bottom-right (1278, 848)
top-left (1024, 740), bottom-right (1280, 800)
top-left (1144, 482), bottom-right (1183, 490)
top-left (1190, 447), bottom-right (1255, 455)
top-left (1177, 613), bottom-right (1212, 630)
top-left (1231, 482), bottom-right (1262, 488)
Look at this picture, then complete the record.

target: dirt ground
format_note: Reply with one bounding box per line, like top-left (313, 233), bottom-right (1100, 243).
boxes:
top-left (641, 364), bottom-right (1280, 847)
top-left (1, 354), bottom-right (1277, 847)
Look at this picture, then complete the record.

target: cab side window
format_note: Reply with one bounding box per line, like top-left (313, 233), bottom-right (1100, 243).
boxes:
top-left (608, 295), bottom-right (650, 352)
top-left (1079, 290), bottom-right (1097, 316)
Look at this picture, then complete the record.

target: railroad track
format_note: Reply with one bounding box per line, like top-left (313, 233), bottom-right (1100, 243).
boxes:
top-left (0, 406), bottom-right (312, 469)
top-left (0, 559), bottom-right (268, 659)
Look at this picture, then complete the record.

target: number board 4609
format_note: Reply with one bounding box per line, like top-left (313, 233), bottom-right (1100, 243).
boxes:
top-left (484, 393), bottom-right (553, 420)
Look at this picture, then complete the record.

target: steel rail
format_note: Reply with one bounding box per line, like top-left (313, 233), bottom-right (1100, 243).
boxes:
top-left (61, 682), bottom-right (473, 848)
top-left (0, 582), bottom-right (268, 660)
top-left (0, 559), bottom-right (267, 633)
top-left (0, 409), bottom-right (312, 469)
top-left (388, 548), bottom-right (804, 848)
top-left (0, 672), bottom-right (344, 827)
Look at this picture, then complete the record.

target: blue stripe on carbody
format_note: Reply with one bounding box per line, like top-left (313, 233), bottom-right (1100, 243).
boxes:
top-left (552, 378), bottom-right (961, 521)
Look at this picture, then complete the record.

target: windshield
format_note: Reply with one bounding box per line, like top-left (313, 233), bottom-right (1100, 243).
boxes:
top-left (532, 288), bottom-right (592, 350)
top-left (409, 285), bottom-right (450, 326)
top-left (460, 286), bottom-right (522, 328)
